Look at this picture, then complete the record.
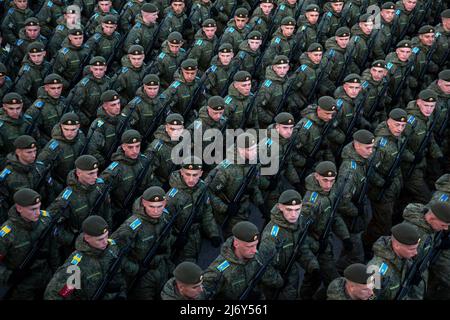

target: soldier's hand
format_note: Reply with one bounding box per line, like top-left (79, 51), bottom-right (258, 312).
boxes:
top-left (342, 238), bottom-right (353, 252)
top-left (210, 236), bottom-right (222, 248)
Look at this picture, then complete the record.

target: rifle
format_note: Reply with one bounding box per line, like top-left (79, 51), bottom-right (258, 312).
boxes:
top-left (318, 171), bottom-right (351, 254)
top-left (221, 164), bottom-right (258, 229)
top-left (366, 77), bottom-right (389, 122)
top-left (144, 18), bottom-right (165, 63)
top-left (417, 38), bottom-right (439, 83)
top-left (306, 52), bottom-right (333, 104)
top-left (385, 10), bottom-right (400, 53)
top-left (413, 0), bottom-right (433, 33)
top-left (35, 149), bottom-right (62, 191)
top-left (337, 2), bottom-right (352, 28)
top-left (272, 216), bottom-right (314, 300)
top-left (219, 53), bottom-right (245, 97)
top-left (316, 11), bottom-right (332, 43)
top-left (69, 47), bottom-right (92, 89)
top-left (436, 100), bottom-right (450, 143)
top-left (335, 37), bottom-right (358, 86)
top-left (142, 100), bottom-right (170, 144)
top-left (271, 77), bottom-right (295, 123)
top-left (182, 68), bottom-right (211, 120)
top-left (239, 86), bottom-right (261, 129)
top-left (395, 8), bottom-right (418, 44)
top-left (105, 107), bottom-right (135, 161)
top-left (391, 55), bottom-right (416, 103)
top-left (360, 29), bottom-right (379, 70)
top-left (106, 33), bottom-right (126, 74)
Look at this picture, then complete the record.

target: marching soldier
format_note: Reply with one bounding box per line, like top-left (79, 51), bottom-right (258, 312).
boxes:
top-left (317, 0), bottom-right (347, 44)
top-left (203, 43), bottom-right (236, 99)
top-left (235, 31), bottom-right (263, 76)
top-left (293, 4), bottom-right (320, 56)
top-left (188, 19), bottom-right (219, 72)
top-left (0, 64), bottom-right (14, 103)
top-left (247, 0), bottom-right (275, 37)
top-left (325, 26), bottom-right (350, 85)
top-left (36, 0), bottom-right (69, 38)
top-left (158, 0), bottom-right (193, 45)
top-left (1, 0), bottom-right (34, 46)
top-left (47, 6), bottom-right (80, 57)
top-left (220, 8), bottom-right (252, 54)
top-left (123, 3), bottom-right (159, 54)
top-left (85, 15), bottom-right (122, 62)
top-left (85, 0), bottom-right (119, 38)
top-left (120, 0), bottom-right (147, 34)
top-left (161, 261), bottom-right (206, 300)
top-left (372, 2), bottom-right (397, 60)
top-left (327, 263), bottom-right (375, 300)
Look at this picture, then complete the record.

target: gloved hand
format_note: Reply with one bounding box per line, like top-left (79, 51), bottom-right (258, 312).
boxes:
top-left (210, 236), bottom-right (222, 248)
top-left (343, 238), bottom-right (354, 252)
top-left (183, 19), bottom-right (192, 29)
top-left (210, 6), bottom-right (219, 17)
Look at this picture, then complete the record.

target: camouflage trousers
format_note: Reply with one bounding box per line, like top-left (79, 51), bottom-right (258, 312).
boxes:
top-left (336, 232), bottom-right (365, 274)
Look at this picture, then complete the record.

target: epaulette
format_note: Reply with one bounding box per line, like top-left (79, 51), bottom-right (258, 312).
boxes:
top-left (93, 13), bottom-right (99, 19)
top-left (0, 225), bottom-right (11, 238)
top-left (271, 225), bottom-right (279, 237)
top-left (227, 27), bottom-right (235, 33)
top-left (61, 47), bottom-right (69, 55)
top-left (167, 12), bottom-right (173, 17)
top-left (49, 140), bottom-right (59, 151)
top-left (407, 115), bottom-right (415, 125)
top-left (274, 37), bottom-right (281, 44)
top-left (7, 8), bottom-right (14, 14)
top-left (126, 1), bottom-right (134, 8)
top-left (266, 138), bottom-right (273, 147)
top-left (298, 64), bottom-right (307, 72)
top-left (81, 77), bottom-right (89, 86)
top-left (336, 99), bottom-right (343, 109)
top-left (412, 47), bottom-right (420, 54)
top-left (439, 194), bottom-right (449, 202)
top-left (135, 22), bottom-right (142, 29)
top-left (0, 121), bottom-right (3, 128)
top-left (107, 161), bottom-right (119, 171)
top-left (35, 100), bottom-right (44, 108)
top-left (70, 253), bottom-right (82, 265)
top-left (96, 119), bottom-right (105, 127)
top-left (361, 81), bottom-right (369, 89)
top-left (195, 39), bottom-right (203, 46)
top-left (395, 9), bottom-right (401, 16)
top-left (168, 188), bottom-right (178, 197)
top-left (131, 96), bottom-right (142, 105)
top-left (379, 137), bottom-right (387, 147)
top-left (216, 260), bottom-right (230, 272)
top-left (351, 160), bottom-right (357, 170)
top-left (56, 25), bottom-right (65, 31)
top-left (153, 140), bottom-right (163, 151)
top-left (47, 1), bottom-right (53, 7)
top-left (303, 119), bottom-right (313, 130)
top-left (379, 262), bottom-right (388, 276)
top-left (121, 66), bottom-right (129, 73)
top-left (96, 177), bottom-right (104, 184)
top-left (220, 159), bottom-right (231, 169)
top-left (264, 80), bottom-right (272, 88)
top-left (194, 120), bottom-right (202, 130)
top-left (0, 168), bottom-right (11, 181)
top-left (23, 64), bottom-right (30, 72)
top-left (386, 62), bottom-right (393, 70)
top-left (158, 52), bottom-right (166, 59)
top-left (129, 218), bottom-right (142, 231)
top-left (225, 96), bottom-right (232, 104)
top-left (62, 187), bottom-right (73, 200)
top-left (354, 36), bottom-right (359, 42)
top-left (16, 39), bottom-right (24, 46)
top-left (40, 210), bottom-right (50, 217)
top-left (279, 4), bottom-right (285, 10)
top-left (171, 81), bottom-right (181, 88)
top-left (210, 64), bottom-right (217, 72)
top-left (180, 48), bottom-right (186, 53)
top-left (309, 192), bottom-right (318, 203)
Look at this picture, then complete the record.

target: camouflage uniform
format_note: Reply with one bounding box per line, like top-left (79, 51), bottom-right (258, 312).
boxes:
top-left (47, 18), bottom-right (72, 57)
top-left (161, 276), bottom-right (207, 300)
top-left (0, 76), bottom-right (13, 103)
top-left (36, 0), bottom-right (68, 38)
top-left (149, 41), bottom-right (187, 89)
top-left (204, 55), bottom-right (238, 98)
top-left (372, 14), bottom-right (396, 60)
top-left (220, 20), bottom-right (252, 54)
top-left (0, 3), bottom-right (34, 45)
top-left (262, 28), bottom-right (295, 71)
top-left (123, 15), bottom-right (158, 54)
top-left (411, 35), bottom-right (442, 89)
top-left (188, 29), bottom-right (218, 72)
top-left (247, 8), bottom-right (272, 36)
top-left (9, 28), bottom-right (47, 75)
top-left (326, 277), bottom-right (353, 300)
top-left (120, 0), bottom-right (147, 34)
top-left (189, 0), bottom-right (213, 30)
top-left (85, 7), bottom-right (119, 38)
top-left (158, 7), bottom-right (191, 44)
top-left (111, 56), bottom-right (147, 103)
top-left (346, 24), bottom-right (377, 74)
top-left (86, 27), bottom-right (122, 61)
top-left (15, 58), bottom-right (52, 108)
top-left (316, 2), bottom-right (346, 44)
top-left (224, 83), bottom-right (259, 129)
top-left (360, 69), bottom-right (391, 129)
top-left (235, 39), bottom-right (261, 75)
top-left (295, 15), bottom-right (319, 56)
top-left (73, 0), bottom-right (97, 24)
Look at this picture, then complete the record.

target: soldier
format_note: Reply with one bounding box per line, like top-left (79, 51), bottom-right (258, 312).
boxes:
top-left (273, 0), bottom-right (300, 28)
top-left (166, 156), bottom-right (221, 263)
top-left (203, 221), bottom-right (282, 299)
top-left (0, 63), bottom-right (13, 102)
top-left (47, 155), bottom-right (112, 263)
top-left (212, 0), bottom-right (240, 33)
top-left (324, 27), bottom-right (350, 86)
top-left (15, 42), bottom-right (52, 108)
top-left (73, 0), bottom-right (97, 25)
top-left (85, 14), bottom-right (121, 62)
top-left (161, 261), bottom-right (206, 300)
top-left (293, 4), bottom-right (320, 56)
top-left (346, 13), bottom-right (376, 74)
top-left (235, 31), bottom-right (263, 75)
top-left (44, 215), bottom-right (127, 300)
top-left (121, 74), bottom-right (166, 142)
top-left (316, 0), bottom-right (346, 44)
top-left (256, 55), bottom-right (290, 128)
top-left (66, 56), bottom-right (112, 130)
top-left (25, 73), bottom-right (71, 143)
top-left (1, 0), bottom-right (34, 46)
top-left (120, 0), bottom-right (147, 34)
top-left (37, 113), bottom-right (86, 186)
top-left (149, 31), bottom-right (187, 89)
top-left (158, 0), bottom-right (193, 45)
top-left (85, 90), bottom-right (129, 168)
top-left (247, 0), bottom-right (275, 37)
top-left (327, 263), bottom-right (375, 300)
top-left (52, 28), bottom-right (91, 89)
top-left (47, 6), bottom-right (81, 57)
top-left (203, 43), bottom-right (236, 98)
top-left (368, 222), bottom-right (421, 300)
top-left (112, 186), bottom-right (176, 299)
top-left (346, 0), bottom-right (378, 27)
top-left (0, 135), bottom-right (58, 222)
top-left (363, 109), bottom-right (409, 253)
top-left (259, 189), bottom-right (304, 300)
top-left (189, 0), bottom-right (213, 31)
top-left (123, 3), bottom-right (159, 54)
top-left (372, 2), bottom-right (396, 60)
top-left (85, 0), bottom-right (119, 38)
top-left (336, 130), bottom-right (384, 272)
top-left (207, 132), bottom-right (265, 236)
top-left (224, 71), bottom-right (258, 129)
top-left (188, 19), bottom-right (219, 72)
top-left (0, 189), bottom-right (53, 299)
top-left (394, 0), bottom-right (420, 42)
top-left (220, 8), bottom-right (252, 54)
top-left (146, 113), bottom-right (185, 188)
top-left (299, 162), bottom-right (352, 300)
top-left (434, 9), bottom-right (450, 69)
top-left (36, 0), bottom-right (69, 38)
top-left (0, 93), bottom-right (37, 167)
top-left (112, 45), bottom-right (147, 103)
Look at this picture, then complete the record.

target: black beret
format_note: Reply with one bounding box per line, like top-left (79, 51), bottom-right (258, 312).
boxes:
top-left (353, 129), bottom-right (375, 144)
top-left (82, 215), bottom-right (109, 237)
top-left (260, 0), bottom-right (275, 3)
top-left (75, 155), bottom-right (99, 171)
top-left (430, 202), bottom-right (450, 224)
top-left (371, 60), bottom-right (386, 69)
top-left (232, 221), bottom-right (259, 242)
top-left (27, 41), bottom-right (45, 53)
top-left (89, 56), bottom-right (107, 66)
top-left (391, 223), bottom-right (420, 245)
top-left (442, 9), bottom-right (450, 18)
top-left (234, 70), bottom-right (252, 82)
top-left (318, 96), bottom-right (337, 111)
top-left (344, 73), bottom-right (361, 83)
top-left (330, 0), bottom-right (344, 2)
top-left (14, 188), bottom-right (41, 207)
top-left (315, 161), bottom-right (337, 177)
top-left (25, 17), bottom-right (40, 26)
top-left (274, 112), bottom-right (295, 125)
top-left (121, 129), bottom-right (141, 144)
top-left (142, 3), bottom-right (158, 13)
top-left (381, 2), bottom-right (395, 10)
top-left (3, 92), bottom-right (23, 104)
top-left (68, 28), bottom-right (83, 36)
top-left (278, 189), bottom-right (302, 205)
top-left (236, 132), bottom-right (257, 149)
top-left (101, 90), bottom-right (120, 102)
top-left (14, 135), bottom-right (37, 149)
top-left (418, 89), bottom-right (438, 102)
top-left (235, 8), bottom-right (249, 18)
top-left (344, 263), bottom-right (374, 285)
top-left (173, 262), bottom-right (203, 284)
top-left (60, 112), bottom-right (80, 125)
top-left (439, 70), bottom-right (450, 81)
top-left (0, 62), bottom-right (6, 76)
top-left (418, 25), bottom-right (435, 34)
top-left (305, 4), bottom-right (320, 12)
top-left (181, 156), bottom-right (203, 170)
top-left (142, 186), bottom-right (166, 202)
top-left (168, 31), bottom-right (183, 44)
top-left (202, 18), bottom-right (217, 28)
top-left (272, 55), bottom-right (289, 65)
top-left (65, 5), bottom-right (78, 14)
top-left (396, 40), bottom-right (412, 49)
top-left (248, 30), bottom-right (262, 40)
top-left (335, 27), bottom-right (350, 37)
top-left (208, 96), bottom-right (225, 110)
top-left (181, 58), bottom-right (198, 70)
top-left (218, 42), bottom-right (233, 53)
top-left (102, 14), bottom-right (118, 24)
top-left (143, 74), bottom-right (160, 86)
top-left (389, 108), bottom-right (407, 122)
top-left (44, 73), bottom-right (64, 85)
top-left (166, 113), bottom-right (184, 125)
top-left (307, 43), bottom-right (323, 52)
top-left (128, 44), bottom-right (144, 55)
top-left (359, 13), bottom-right (374, 23)
top-left (171, 0), bottom-right (185, 3)
top-left (281, 16), bottom-right (296, 26)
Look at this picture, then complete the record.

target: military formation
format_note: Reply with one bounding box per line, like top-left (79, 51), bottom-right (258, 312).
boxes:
top-left (0, 0), bottom-right (449, 301)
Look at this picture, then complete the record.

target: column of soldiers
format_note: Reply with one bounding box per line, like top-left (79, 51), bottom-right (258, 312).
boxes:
top-left (0, 0), bottom-right (449, 301)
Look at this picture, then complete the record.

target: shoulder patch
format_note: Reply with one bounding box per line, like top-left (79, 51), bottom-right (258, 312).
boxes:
top-left (171, 81), bottom-right (181, 88)
top-left (379, 137), bottom-right (387, 147)
top-left (7, 8), bottom-right (14, 14)
top-left (275, 37), bottom-right (281, 44)
top-left (271, 225), bottom-right (279, 238)
top-left (195, 39), bottom-right (203, 46)
top-left (379, 262), bottom-right (388, 276)
top-left (217, 260), bottom-right (230, 272)
top-left (0, 168), bottom-right (11, 181)
top-left (266, 138), bottom-right (273, 147)
top-left (47, 1), bottom-right (53, 7)
top-left (264, 80), bottom-right (272, 88)
top-left (279, 4), bottom-right (285, 10)
top-left (49, 140), bottom-right (59, 151)
top-left (351, 160), bottom-right (357, 170)
top-left (168, 188), bottom-right (178, 197)
top-left (108, 239), bottom-right (116, 245)
top-left (210, 64), bottom-right (217, 72)
top-left (23, 64), bottom-right (31, 72)
top-left (336, 99), bottom-right (343, 109)
top-left (225, 96), bottom-right (232, 105)
top-left (96, 177), bottom-right (104, 184)
top-left (300, 64), bottom-right (307, 72)
top-left (238, 51), bottom-right (246, 60)
top-left (309, 192), bottom-right (318, 204)
top-left (107, 161), bottom-right (119, 171)
top-left (158, 52), bottom-right (166, 60)
top-left (326, 12), bottom-right (332, 18)
top-left (386, 62), bottom-right (393, 70)
top-left (129, 218), bottom-right (142, 231)
top-left (361, 81), bottom-right (369, 89)
top-left (62, 188), bottom-right (73, 200)
top-left (121, 66), bottom-right (129, 73)
top-left (439, 194), bottom-right (449, 202)
top-left (81, 77), bottom-right (89, 86)
top-left (395, 9), bottom-right (401, 16)
top-left (220, 159), bottom-right (231, 169)
top-left (303, 120), bottom-right (313, 130)
top-left (40, 210), bottom-right (50, 217)
top-left (407, 115), bottom-right (415, 125)
top-left (153, 140), bottom-right (163, 151)
top-left (328, 49), bottom-right (335, 58)
top-left (227, 27), bottom-right (235, 33)
top-left (135, 22), bottom-right (142, 29)
top-left (56, 25), bottom-right (65, 31)
top-left (354, 36), bottom-right (360, 42)
top-left (0, 225), bottom-right (11, 238)
top-left (70, 253), bottom-right (82, 265)
top-left (131, 96), bottom-right (142, 104)
top-left (412, 47), bottom-right (420, 54)
top-left (16, 39), bottom-right (24, 46)
top-left (61, 47), bottom-right (69, 55)
top-left (35, 101), bottom-right (44, 108)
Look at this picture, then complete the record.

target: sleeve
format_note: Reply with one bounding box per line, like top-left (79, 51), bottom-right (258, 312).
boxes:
top-left (43, 262), bottom-right (77, 300)
top-left (86, 126), bottom-right (106, 167)
top-left (0, 233), bottom-right (12, 285)
top-left (1, 15), bottom-right (16, 45)
top-left (52, 52), bottom-right (67, 76)
top-left (202, 265), bottom-right (225, 299)
top-left (298, 235), bottom-right (319, 273)
top-left (201, 192), bottom-right (220, 239)
top-left (332, 214), bottom-right (351, 241)
top-left (207, 168), bottom-right (229, 214)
